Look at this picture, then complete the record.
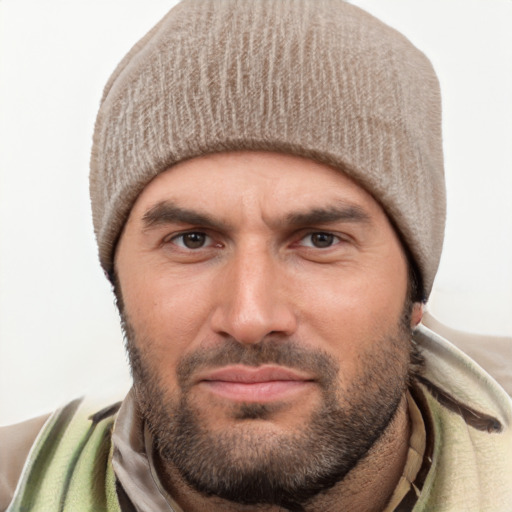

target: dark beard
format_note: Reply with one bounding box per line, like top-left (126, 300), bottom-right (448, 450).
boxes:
top-left (123, 312), bottom-right (418, 511)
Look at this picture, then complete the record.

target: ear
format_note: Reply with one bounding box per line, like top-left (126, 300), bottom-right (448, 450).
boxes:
top-left (410, 302), bottom-right (424, 328)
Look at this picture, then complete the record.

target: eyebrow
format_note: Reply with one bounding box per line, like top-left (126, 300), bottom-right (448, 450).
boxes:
top-left (284, 204), bottom-right (372, 227)
top-left (142, 201), bottom-right (232, 231)
top-left (141, 200), bottom-right (372, 231)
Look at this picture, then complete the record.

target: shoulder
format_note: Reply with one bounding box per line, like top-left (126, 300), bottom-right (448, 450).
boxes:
top-left (413, 324), bottom-right (512, 510)
top-left (0, 413), bottom-right (50, 512)
top-left (414, 323), bottom-right (512, 427)
top-left (0, 395), bottom-right (124, 512)
top-left (422, 312), bottom-right (512, 396)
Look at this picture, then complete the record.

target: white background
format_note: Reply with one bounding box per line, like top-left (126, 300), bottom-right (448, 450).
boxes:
top-left (1, 0), bottom-right (511, 425)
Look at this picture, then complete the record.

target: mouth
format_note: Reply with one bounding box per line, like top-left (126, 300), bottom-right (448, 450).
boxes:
top-left (195, 365), bottom-right (316, 402)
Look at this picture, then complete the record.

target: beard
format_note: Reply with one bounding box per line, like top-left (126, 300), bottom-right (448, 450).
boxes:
top-left (121, 306), bottom-right (420, 512)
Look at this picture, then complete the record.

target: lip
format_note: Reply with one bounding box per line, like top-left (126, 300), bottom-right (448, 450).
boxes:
top-left (196, 365), bottom-right (315, 402)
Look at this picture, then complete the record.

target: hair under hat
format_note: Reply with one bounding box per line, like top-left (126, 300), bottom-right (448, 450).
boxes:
top-left (90, 0), bottom-right (446, 298)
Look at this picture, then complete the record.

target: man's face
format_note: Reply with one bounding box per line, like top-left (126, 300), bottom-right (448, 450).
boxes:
top-left (115, 151), bottom-right (416, 508)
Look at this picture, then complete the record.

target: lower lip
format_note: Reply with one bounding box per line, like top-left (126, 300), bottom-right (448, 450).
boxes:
top-left (200, 380), bottom-right (313, 402)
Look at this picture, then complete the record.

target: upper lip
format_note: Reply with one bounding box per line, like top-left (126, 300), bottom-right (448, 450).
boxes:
top-left (196, 365), bottom-right (314, 384)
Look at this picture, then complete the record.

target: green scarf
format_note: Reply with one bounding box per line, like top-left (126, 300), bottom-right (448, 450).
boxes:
top-left (7, 398), bottom-right (121, 512)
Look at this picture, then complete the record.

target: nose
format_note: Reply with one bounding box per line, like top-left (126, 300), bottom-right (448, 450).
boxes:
top-left (210, 246), bottom-right (298, 344)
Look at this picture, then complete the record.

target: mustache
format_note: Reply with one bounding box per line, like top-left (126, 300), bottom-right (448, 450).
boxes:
top-left (176, 338), bottom-right (339, 391)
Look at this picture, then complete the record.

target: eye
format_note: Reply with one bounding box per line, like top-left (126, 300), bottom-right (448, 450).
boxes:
top-left (299, 232), bottom-right (339, 248)
top-left (171, 232), bottom-right (211, 249)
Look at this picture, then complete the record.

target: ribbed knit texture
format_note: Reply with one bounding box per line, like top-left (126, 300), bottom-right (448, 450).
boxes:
top-left (90, 0), bottom-right (446, 296)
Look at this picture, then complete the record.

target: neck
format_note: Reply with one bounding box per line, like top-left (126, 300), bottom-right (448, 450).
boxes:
top-left (154, 395), bottom-right (411, 512)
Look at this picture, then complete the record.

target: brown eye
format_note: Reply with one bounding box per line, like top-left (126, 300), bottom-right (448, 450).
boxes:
top-left (309, 233), bottom-right (335, 248)
top-left (174, 232), bottom-right (208, 249)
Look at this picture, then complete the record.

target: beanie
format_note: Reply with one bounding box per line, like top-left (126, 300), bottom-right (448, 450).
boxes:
top-left (90, 0), bottom-right (446, 298)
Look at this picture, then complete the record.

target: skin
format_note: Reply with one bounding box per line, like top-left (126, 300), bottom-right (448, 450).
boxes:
top-left (115, 151), bottom-right (423, 511)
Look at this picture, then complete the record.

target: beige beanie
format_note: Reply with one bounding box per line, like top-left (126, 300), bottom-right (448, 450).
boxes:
top-left (90, 0), bottom-right (445, 298)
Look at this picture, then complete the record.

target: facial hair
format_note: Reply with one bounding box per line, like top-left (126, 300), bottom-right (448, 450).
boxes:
top-left (122, 310), bottom-right (416, 511)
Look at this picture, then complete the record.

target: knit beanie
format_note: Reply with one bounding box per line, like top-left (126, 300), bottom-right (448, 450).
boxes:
top-left (90, 0), bottom-right (446, 298)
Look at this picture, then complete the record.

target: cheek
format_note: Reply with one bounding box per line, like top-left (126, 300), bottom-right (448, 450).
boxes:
top-left (121, 268), bottom-right (216, 364)
top-left (299, 286), bottom-right (410, 392)
top-left (292, 258), bottom-right (408, 362)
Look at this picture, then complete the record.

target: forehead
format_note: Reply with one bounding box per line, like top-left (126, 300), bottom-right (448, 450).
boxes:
top-left (128, 151), bottom-right (385, 223)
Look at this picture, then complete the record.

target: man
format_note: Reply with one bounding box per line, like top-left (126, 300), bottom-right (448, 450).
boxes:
top-left (1, 1), bottom-right (511, 511)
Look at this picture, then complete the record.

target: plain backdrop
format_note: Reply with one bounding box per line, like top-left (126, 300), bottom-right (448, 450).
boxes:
top-left (1, 0), bottom-right (511, 425)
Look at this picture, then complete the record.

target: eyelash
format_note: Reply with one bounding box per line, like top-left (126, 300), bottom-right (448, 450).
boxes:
top-left (297, 232), bottom-right (343, 249)
top-left (164, 230), bottom-right (345, 251)
top-left (165, 231), bottom-right (217, 250)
